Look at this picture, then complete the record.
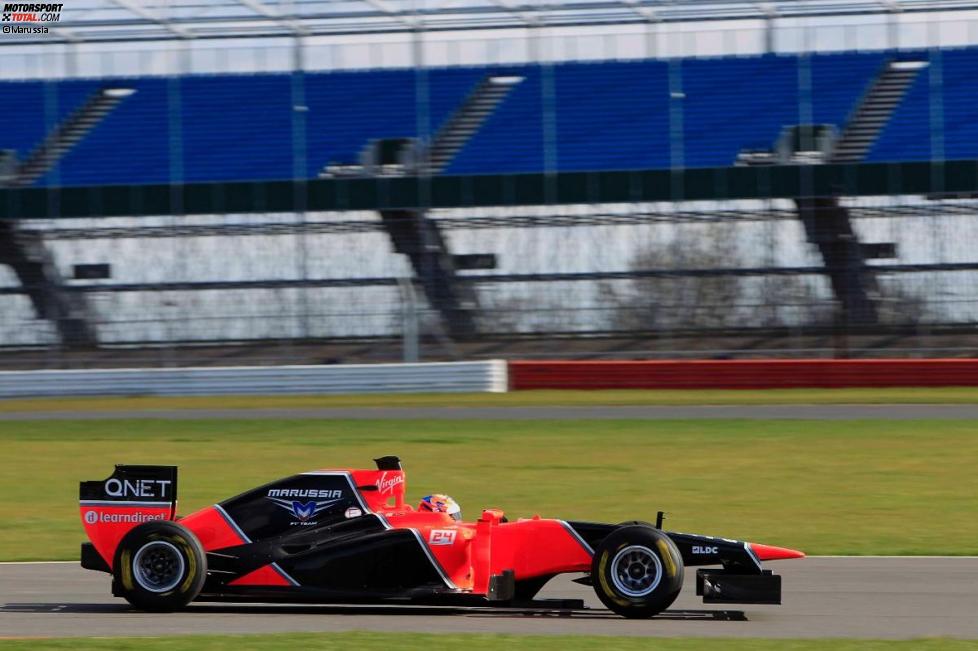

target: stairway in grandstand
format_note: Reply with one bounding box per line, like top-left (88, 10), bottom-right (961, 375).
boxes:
top-left (796, 59), bottom-right (926, 325)
top-left (8, 87), bottom-right (134, 187)
top-left (831, 60), bottom-right (927, 163)
top-left (0, 222), bottom-right (95, 345)
top-left (376, 74), bottom-right (523, 339)
top-left (419, 75), bottom-right (523, 174)
top-left (0, 86), bottom-right (133, 345)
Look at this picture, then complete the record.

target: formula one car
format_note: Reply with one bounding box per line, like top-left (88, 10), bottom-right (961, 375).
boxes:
top-left (79, 457), bottom-right (803, 618)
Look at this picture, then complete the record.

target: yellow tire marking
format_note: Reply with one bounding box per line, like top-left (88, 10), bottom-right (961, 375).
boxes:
top-left (119, 549), bottom-right (134, 591)
top-left (656, 539), bottom-right (678, 579)
top-left (176, 538), bottom-right (197, 593)
top-left (596, 551), bottom-right (629, 607)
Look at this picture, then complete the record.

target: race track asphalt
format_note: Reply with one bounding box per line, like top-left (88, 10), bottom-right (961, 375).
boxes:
top-left (2, 558), bottom-right (977, 639)
top-left (3, 404), bottom-right (978, 420)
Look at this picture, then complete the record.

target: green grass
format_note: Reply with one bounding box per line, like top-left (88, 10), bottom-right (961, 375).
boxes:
top-left (2, 386), bottom-right (978, 412)
top-left (0, 633), bottom-right (976, 650)
top-left (2, 418), bottom-right (977, 560)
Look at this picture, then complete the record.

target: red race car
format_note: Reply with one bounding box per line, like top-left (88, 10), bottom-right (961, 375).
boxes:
top-left (79, 456), bottom-right (803, 618)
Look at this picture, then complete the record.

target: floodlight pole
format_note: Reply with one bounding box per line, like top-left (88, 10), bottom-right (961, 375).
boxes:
top-left (399, 278), bottom-right (420, 363)
top-left (876, 0), bottom-right (902, 50)
top-left (291, 29), bottom-right (311, 341)
top-left (888, 10), bottom-right (900, 50)
top-left (644, 18), bottom-right (659, 59)
top-left (752, 2), bottom-right (778, 53)
top-left (65, 41), bottom-right (78, 78)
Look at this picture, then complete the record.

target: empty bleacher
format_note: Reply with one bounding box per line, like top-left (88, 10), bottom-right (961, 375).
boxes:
top-left (0, 48), bottom-right (968, 187)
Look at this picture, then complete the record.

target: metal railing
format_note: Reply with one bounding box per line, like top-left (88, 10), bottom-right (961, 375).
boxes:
top-left (0, 360), bottom-right (508, 398)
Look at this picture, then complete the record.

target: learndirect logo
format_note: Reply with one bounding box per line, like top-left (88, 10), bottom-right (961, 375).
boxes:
top-left (83, 510), bottom-right (165, 525)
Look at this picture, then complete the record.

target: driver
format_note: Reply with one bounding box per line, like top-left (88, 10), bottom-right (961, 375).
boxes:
top-left (418, 494), bottom-right (462, 521)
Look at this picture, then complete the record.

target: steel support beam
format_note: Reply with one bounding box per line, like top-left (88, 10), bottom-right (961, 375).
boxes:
top-left (794, 197), bottom-right (878, 325)
top-left (0, 87), bottom-right (133, 347)
top-left (0, 220), bottom-right (96, 345)
top-left (380, 208), bottom-right (478, 338)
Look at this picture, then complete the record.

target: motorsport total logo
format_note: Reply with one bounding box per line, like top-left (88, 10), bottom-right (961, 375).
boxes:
top-left (2, 3), bottom-right (63, 35)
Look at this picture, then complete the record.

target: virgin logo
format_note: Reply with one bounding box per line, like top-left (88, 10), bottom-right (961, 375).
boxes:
top-left (377, 472), bottom-right (404, 494)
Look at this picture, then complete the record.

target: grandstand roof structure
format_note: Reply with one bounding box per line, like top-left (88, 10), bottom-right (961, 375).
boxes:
top-left (6, 0), bottom-right (978, 45)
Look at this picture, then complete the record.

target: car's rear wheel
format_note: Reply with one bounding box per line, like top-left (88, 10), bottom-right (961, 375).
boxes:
top-left (113, 520), bottom-right (206, 612)
top-left (591, 524), bottom-right (684, 619)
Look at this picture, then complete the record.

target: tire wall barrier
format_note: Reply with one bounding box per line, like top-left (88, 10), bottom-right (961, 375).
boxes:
top-left (0, 361), bottom-right (509, 398)
top-left (508, 359), bottom-right (978, 390)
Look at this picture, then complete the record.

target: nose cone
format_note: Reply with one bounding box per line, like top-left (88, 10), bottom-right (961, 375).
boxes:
top-left (749, 542), bottom-right (806, 561)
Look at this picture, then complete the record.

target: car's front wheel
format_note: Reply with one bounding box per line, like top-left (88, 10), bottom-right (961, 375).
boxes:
top-left (591, 524), bottom-right (684, 619)
top-left (112, 520), bottom-right (206, 612)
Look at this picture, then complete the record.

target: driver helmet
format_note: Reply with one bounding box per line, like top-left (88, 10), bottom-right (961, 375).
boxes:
top-left (418, 494), bottom-right (461, 521)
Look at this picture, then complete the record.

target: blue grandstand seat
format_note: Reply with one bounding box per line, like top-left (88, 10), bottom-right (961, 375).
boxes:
top-left (0, 47), bottom-right (970, 187)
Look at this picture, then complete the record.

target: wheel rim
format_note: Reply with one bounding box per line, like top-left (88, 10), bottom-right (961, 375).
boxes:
top-left (610, 544), bottom-right (663, 598)
top-left (132, 541), bottom-right (185, 593)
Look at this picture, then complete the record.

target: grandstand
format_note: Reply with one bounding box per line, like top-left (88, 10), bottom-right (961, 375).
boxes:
top-left (2, 0), bottom-right (978, 365)
top-left (5, 50), bottom-right (978, 184)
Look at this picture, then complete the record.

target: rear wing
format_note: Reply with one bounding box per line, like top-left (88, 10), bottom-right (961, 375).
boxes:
top-left (79, 465), bottom-right (178, 569)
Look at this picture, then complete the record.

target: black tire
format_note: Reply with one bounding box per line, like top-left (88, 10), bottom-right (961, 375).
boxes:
top-left (591, 524), bottom-right (684, 619)
top-left (113, 520), bottom-right (206, 612)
